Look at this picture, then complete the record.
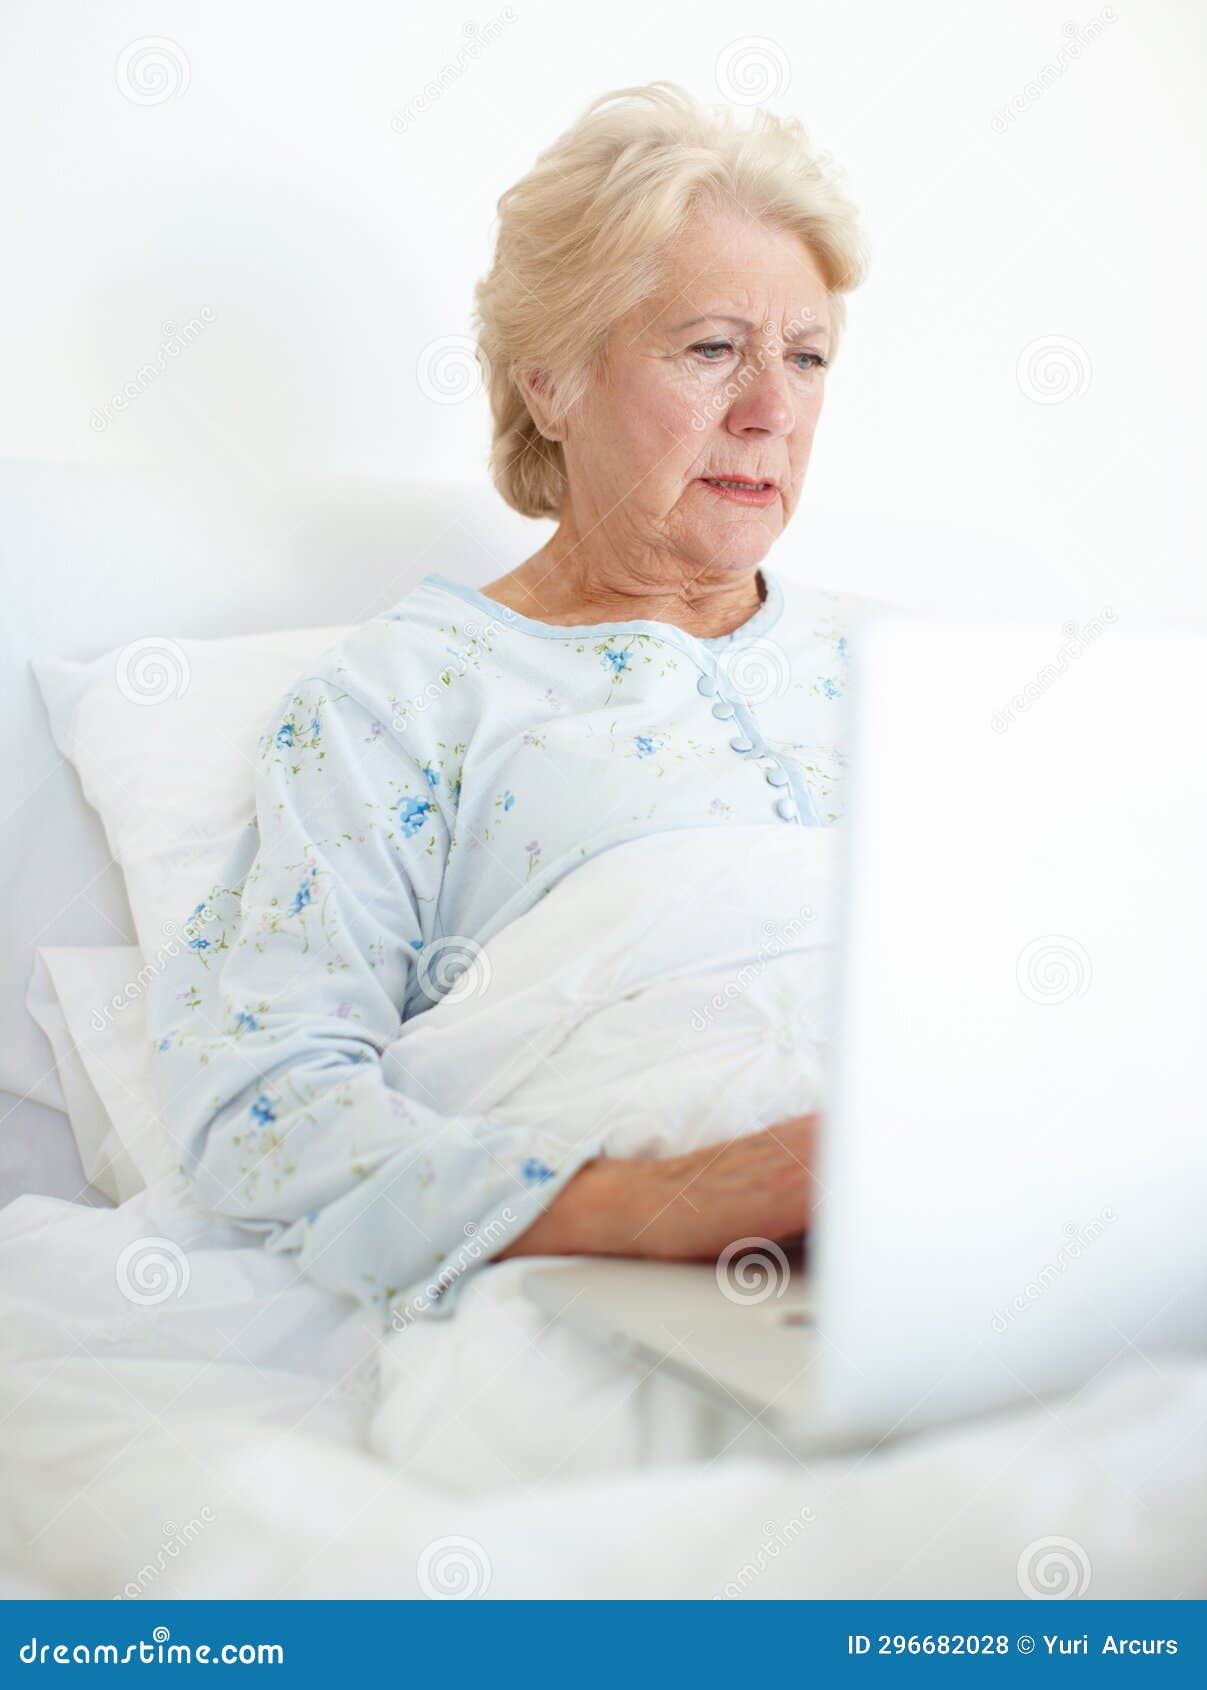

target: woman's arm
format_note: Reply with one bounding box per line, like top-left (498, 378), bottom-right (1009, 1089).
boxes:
top-left (147, 670), bottom-right (605, 1328)
top-left (498, 1113), bottom-right (818, 1260)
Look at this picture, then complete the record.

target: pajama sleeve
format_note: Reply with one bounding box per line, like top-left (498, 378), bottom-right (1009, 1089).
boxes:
top-left (147, 670), bottom-right (600, 1329)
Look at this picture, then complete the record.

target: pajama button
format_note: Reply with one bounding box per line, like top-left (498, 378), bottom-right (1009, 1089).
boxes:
top-left (776, 795), bottom-right (799, 821)
top-left (729, 734), bottom-right (753, 752)
top-left (696, 674), bottom-right (717, 696)
top-left (711, 700), bottom-right (735, 720)
top-left (764, 765), bottom-right (790, 787)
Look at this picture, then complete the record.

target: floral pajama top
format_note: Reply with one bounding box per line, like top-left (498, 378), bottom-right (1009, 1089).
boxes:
top-left (146, 565), bottom-right (860, 1329)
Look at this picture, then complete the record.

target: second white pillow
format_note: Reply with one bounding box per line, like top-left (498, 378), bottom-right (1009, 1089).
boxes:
top-left (33, 623), bottom-right (348, 959)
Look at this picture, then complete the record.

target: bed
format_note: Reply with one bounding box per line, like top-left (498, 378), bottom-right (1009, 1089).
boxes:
top-left (3, 459), bottom-right (1204, 1601)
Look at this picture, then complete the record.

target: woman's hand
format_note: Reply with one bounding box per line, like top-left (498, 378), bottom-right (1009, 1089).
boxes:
top-left (497, 1114), bottom-right (818, 1262)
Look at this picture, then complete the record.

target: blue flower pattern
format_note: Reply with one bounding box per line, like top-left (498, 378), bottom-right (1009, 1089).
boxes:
top-left (397, 795), bottom-right (434, 837)
top-left (289, 865), bottom-right (318, 916)
top-left (146, 568), bottom-right (859, 1330)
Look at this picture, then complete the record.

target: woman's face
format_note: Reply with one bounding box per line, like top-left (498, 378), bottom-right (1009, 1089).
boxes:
top-left (558, 203), bottom-right (834, 577)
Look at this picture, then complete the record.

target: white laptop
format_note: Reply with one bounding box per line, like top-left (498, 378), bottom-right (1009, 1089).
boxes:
top-left (524, 607), bottom-right (1207, 1453)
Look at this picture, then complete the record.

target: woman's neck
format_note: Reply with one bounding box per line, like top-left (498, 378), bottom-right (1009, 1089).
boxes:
top-left (481, 543), bottom-right (766, 639)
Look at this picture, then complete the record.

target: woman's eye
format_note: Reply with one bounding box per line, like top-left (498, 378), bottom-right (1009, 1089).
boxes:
top-left (688, 342), bottom-right (828, 372)
top-left (689, 341), bottom-right (734, 363)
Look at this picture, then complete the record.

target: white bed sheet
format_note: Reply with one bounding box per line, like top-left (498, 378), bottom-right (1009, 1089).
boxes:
top-left (2, 1164), bottom-right (1204, 1600)
top-left (3, 826), bottom-right (1205, 1600)
top-left (0, 1088), bottom-right (112, 1213)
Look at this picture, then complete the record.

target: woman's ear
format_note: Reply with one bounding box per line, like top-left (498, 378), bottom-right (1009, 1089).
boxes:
top-left (514, 365), bottom-right (565, 442)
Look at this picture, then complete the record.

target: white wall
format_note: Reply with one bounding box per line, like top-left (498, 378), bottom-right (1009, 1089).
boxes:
top-left (3, 0), bottom-right (1202, 612)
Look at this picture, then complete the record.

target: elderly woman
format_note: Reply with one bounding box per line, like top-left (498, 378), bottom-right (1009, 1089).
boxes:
top-left (147, 82), bottom-right (868, 1327)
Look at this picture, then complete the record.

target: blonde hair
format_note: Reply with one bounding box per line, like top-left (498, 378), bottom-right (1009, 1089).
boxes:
top-left (472, 80), bottom-right (870, 520)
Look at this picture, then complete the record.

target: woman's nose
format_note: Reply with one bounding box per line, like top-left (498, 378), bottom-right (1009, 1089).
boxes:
top-left (724, 353), bottom-right (795, 437)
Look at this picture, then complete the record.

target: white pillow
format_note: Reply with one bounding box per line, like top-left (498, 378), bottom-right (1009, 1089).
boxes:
top-left (32, 624), bottom-right (347, 960)
top-left (49, 945), bottom-right (180, 1187)
top-left (26, 949), bottom-right (146, 1204)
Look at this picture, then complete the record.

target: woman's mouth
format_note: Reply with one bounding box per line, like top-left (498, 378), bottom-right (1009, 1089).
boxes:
top-left (697, 477), bottom-right (778, 507)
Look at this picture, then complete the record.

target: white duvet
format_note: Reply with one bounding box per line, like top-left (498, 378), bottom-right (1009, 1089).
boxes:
top-left (383, 821), bottom-right (842, 1158)
top-left (2, 823), bottom-right (1205, 1600)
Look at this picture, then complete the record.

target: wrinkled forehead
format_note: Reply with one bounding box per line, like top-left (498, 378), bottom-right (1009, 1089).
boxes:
top-left (634, 230), bottom-right (834, 342)
top-left (636, 275), bottom-right (833, 345)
